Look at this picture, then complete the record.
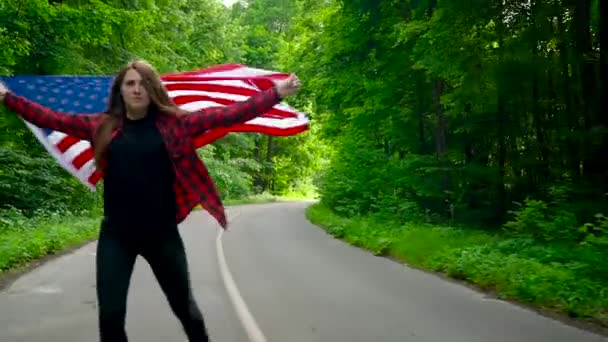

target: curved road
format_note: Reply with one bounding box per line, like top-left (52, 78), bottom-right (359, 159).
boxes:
top-left (0, 201), bottom-right (606, 342)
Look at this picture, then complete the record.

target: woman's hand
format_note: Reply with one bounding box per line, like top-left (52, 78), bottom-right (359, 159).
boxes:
top-left (274, 74), bottom-right (302, 98)
top-left (0, 81), bottom-right (8, 102)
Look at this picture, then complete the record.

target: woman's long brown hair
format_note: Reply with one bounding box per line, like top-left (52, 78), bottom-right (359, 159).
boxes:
top-left (93, 60), bottom-right (181, 167)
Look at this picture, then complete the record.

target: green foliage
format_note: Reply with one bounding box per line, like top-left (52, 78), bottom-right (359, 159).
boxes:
top-left (0, 146), bottom-right (103, 215)
top-left (229, 0), bottom-right (326, 196)
top-left (503, 199), bottom-right (579, 242)
top-left (579, 214), bottom-right (608, 247)
top-left (284, 0), bottom-right (606, 228)
top-left (198, 142), bottom-right (258, 200)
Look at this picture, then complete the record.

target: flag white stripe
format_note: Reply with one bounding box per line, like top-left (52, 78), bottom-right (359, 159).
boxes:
top-left (245, 117), bottom-right (309, 129)
top-left (193, 66), bottom-right (279, 78)
top-left (179, 101), bottom-right (227, 111)
top-left (177, 99), bottom-right (300, 117)
top-left (24, 122), bottom-right (96, 191)
top-left (78, 159), bottom-right (96, 180)
top-left (48, 131), bottom-right (67, 145)
top-left (168, 90), bottom-right (251, 103)
top-left (63, 140), bottom-right (91, 166)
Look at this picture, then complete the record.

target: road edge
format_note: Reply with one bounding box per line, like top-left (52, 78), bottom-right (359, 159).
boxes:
top-left (304, 202), bottom-right (608, 338)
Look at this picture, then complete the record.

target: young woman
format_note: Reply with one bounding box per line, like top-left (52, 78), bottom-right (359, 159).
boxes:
top-left (0, 60), bottom-right (301, 342)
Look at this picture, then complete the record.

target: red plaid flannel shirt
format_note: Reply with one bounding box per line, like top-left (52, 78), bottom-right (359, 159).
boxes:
top-left (3, 87), bottom-right (283, 228)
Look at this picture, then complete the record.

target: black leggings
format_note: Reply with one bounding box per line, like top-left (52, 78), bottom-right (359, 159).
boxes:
top-left (95, 224), bottom-right (209, 342)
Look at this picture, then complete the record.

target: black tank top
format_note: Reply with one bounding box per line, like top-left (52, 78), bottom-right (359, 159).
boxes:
top-left (102, 111), bottom-right (177, 233)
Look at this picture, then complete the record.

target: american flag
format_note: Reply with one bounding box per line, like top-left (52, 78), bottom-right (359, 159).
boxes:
top-left (0, 64), bottom-right (309, 190)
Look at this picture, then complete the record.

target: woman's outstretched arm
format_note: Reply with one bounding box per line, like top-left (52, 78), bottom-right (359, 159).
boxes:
top-left (180, 74), bottom-right (301, 137)
top-left (0, 83), bottom-right (99, 142)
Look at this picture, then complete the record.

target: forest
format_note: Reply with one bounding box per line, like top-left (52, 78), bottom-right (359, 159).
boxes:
top-left (1, 0), bottom-right (607, 330)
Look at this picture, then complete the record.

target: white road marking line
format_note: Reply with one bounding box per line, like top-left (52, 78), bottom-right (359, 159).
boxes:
top-left (216, 213), bottom-right (268, 342)
top-left (31, 286), bottom-right (62, 294)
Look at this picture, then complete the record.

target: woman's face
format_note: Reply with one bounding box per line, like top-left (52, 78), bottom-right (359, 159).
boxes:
top-left (120, 68), bottom-right (151, 113)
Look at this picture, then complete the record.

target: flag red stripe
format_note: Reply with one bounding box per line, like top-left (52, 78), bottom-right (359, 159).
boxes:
top-left (55, 135), bottom-right (80, 152)
top-left (192, 124), bottom-right (309, 148)
top-left (72, 147), bottom-right (94, 169)
top-left (162, 63), bottom-right (245, 76)
top-left (88, 170), bottom-right (102, 185)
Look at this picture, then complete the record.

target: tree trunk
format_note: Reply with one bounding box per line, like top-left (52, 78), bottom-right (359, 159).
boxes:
top-left (600, 0), bottom-right (608, 193)
top-left (432, 79), bottom-right (450, 214)
top-left (252, 135), bottom-right (263, 190)
top-left (555, 10), bottom-right (580, 181)
top-left (265, 135), bottom-right (274, 191)
top-left (416, 72), bottom-right (427, 154)
top-left (574, 0), bottom-right (599, 189)
top-left (496, 0), bottom-right (507, 221)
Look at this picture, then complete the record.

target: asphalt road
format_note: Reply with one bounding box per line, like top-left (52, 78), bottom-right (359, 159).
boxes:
top-left (0, 201), bottom-right (606, 342)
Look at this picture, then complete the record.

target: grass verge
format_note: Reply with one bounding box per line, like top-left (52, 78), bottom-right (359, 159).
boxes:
top-left (224, 192), bottom-right (283, 206)
top-left (218, 191), bottom-right (316, 206)
top-left (0, 209), bottom-right (102, 290)
top-left (306, 202), bottom-right (608, 329)
top-left (0, 211), bottom-right (101, 274)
